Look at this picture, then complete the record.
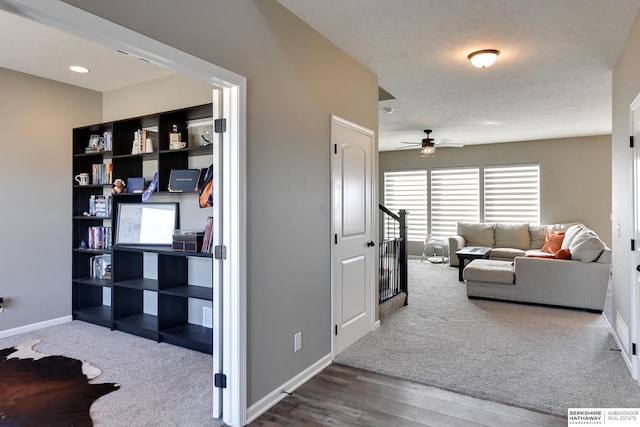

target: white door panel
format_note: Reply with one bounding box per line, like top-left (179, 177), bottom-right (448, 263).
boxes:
top-left (341, 255), bottom-right (366, 324)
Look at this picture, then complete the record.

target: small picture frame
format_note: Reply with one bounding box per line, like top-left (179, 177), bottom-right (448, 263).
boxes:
top-left (115, 202), bottom-right (179, 245)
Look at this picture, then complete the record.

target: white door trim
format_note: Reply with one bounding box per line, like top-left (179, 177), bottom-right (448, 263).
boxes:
top-left (629, 93), bottom-right (640, 382)
top-left (0, 1), bottom-right (248, 425)
top-left (330, 115), bottom-right (378, 357)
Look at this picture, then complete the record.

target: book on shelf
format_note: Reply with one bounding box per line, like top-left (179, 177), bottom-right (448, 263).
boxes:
top-left (88, 195), bottom-right (111, 217)
top-left (87, 226), bottom-right (112, 250)
top-left (132, 129), bottom-right (158, 155)
top-left (201, 216), bottom-right (214, 254)
top-left (91, 163), bottom-right (113, 185)
top-left (89, 254), bottom-right (111, 280)
top-left (103, 131), bottom-right (112, 152)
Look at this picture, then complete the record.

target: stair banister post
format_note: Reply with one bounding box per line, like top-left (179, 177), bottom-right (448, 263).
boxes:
top-left (399, 209), bottom-right (408, 305)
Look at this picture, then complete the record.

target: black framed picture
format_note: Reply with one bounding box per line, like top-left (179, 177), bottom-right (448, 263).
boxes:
top-left (115, 202), bottom-right (179, 245)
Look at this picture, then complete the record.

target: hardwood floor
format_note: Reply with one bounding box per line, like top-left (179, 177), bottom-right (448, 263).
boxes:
top-left (250, 364), bottom-right (567, 427)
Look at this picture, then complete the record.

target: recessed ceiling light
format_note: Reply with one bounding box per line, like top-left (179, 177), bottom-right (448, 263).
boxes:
top-left (69, 65), bottom-right (90, 74)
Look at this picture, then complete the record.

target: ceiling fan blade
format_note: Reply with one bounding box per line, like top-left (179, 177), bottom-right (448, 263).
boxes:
top-left (394, 145), bottom-right (420, 150)
top-left (398, 141), bottom-right (421, 145)
top-left (434, 139), bottom-right (464, 148)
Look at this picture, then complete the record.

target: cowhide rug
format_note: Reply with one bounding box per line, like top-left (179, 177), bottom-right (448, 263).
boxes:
top-left (0, 340), bottom-right (119, 426)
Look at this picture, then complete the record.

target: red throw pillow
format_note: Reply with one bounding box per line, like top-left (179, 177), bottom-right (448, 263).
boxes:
top-left (541, 230), bottom-right (565, 253)
top-left (554, 248), bottom-right (571, 260)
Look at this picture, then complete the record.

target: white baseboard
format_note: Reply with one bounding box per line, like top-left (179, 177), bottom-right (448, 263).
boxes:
top-left (374, 320), bottom-right (380, 330)
top-left (246, 353), bottom-right (332, 424)
top-left (0, 316), bottom-right (72, 340)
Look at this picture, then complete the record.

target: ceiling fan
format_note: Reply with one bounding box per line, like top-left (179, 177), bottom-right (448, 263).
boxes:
top-left (396, 129), bottom-right (464, 157)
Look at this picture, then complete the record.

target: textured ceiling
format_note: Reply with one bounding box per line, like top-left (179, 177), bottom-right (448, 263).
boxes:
top-left (1, 2), bottom-right (639, 151)
top-left (0, 8), bottom-right (174, 92)
top-left (277, 0), bottom-right (640, 151)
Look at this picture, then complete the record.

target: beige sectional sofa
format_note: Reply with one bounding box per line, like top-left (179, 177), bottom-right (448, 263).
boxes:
top-left (448, 222), bottom-right (611, 312)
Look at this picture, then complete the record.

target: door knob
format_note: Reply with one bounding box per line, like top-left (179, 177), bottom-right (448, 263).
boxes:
top-left (367, 241), bottom-right (375, 247)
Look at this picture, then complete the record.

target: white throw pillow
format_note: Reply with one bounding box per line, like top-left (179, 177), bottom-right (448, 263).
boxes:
top-left (569, 230), bottom-right (605, 262)
top-left (457, 222), bottom-right (495, 247)
top-left (561, 223), bottom-right (586, 249)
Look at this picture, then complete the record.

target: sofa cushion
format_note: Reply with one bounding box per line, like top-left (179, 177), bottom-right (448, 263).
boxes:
top-left (569, 230), bottom-right (605, 262)
top-left (524, 248), bottom-right (572, 259)
top-left (457, 222), bottom-right (495, 247)
top-left (495, 223), bottom-right (530, 250)
top-left (541, 230), bottom-right (565, 253)
top-left (528, 224), bottom-right (548, 249)
top-left (464, 259), bottom-right (514, 284)
top-left (490, 248), bottom-right (526, 260)
top-left (561, 223), bottom-right (586, 249)
top-left (524, 250), bottom-right (555, 258)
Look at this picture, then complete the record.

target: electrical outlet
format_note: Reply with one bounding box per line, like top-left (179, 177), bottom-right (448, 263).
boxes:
top-left (202, 307), bottom-right (212, 328)
top-left (294, 332), bottom-right (302, 352)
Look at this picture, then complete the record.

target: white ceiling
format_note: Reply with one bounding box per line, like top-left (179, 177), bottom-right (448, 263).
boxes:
top-left (0, 8), bottom-right (174, 92)
top-left (2, 2), bottom-right (640, 152)
top-left (277, 0), bottom-right (640, 151)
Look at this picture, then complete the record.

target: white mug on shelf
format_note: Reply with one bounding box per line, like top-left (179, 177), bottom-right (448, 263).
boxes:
top-left (75, 172), bottom-right (90, 185)
top-left (170, 141), bottom-right (186, 150)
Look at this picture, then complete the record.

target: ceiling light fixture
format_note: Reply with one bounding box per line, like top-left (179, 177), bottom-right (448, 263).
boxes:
top-left (468, 49), bottom-right (500, 68)
top-left (69, 65), bottom-right (90, 73)
top-left (420, 144), bottom-right (436, 157)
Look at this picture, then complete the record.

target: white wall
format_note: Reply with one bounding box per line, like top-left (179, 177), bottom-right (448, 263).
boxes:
top-left (612, 7), bottom-right (640, 365)
top-left (102, 74), bottom-right (213, 122)
top-left (0, 67), bottom-right (102, 331)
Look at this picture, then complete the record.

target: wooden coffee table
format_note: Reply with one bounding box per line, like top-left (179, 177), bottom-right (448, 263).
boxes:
top-left (456, 246), bottom-right (492, 281)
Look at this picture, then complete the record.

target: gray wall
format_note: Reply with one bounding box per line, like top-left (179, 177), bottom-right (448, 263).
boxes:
top-left (380, 135), bottom-right (612, 255)
top-left (0, 67), bottom-right (102, 330)
top-left (612, 7), bottom-right (640, 362)
top-left (62, 0), bottom-right (379, 406)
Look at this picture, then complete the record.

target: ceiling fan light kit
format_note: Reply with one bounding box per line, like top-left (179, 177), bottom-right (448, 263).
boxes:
top-left (420, 144), bottom-right (436, 157)
top-left (397, 129), bottom-right (463, 157)
top-left (468, 49), bottom-right (500, 68)
top-left (421, 129), bottom-right (437, 157)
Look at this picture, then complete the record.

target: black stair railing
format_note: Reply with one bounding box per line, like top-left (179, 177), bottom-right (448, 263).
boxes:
top-left (378, 204), bottom-right (408, 305)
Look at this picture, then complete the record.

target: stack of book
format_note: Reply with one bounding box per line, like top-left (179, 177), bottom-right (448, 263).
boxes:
top-left (88, 195), bottom-right (111, 217)
top-left (87, 226), bottom-right (112, 250)
top-left (89, 254), bottom-right (111, 280)
top-left (201, 216), bottom-right (214, 254)
top-left (91, 163), bottom-right (113, 185)
top-left (132, 129), bottom-right (157, 154)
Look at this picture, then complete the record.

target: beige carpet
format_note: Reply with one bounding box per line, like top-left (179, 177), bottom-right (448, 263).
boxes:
top-left (0, 321), bottom-right (223, 427)
top-left (336, 259), bottom-right (640, 416)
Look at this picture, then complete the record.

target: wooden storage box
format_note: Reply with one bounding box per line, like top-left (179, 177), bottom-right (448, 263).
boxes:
top-left (172, 230), bottom-right (204, 252)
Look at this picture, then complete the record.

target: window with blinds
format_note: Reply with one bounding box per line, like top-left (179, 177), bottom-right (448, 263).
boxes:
top-left (430, 167), bottom-right (480, 240)
top-left (484, 164), bottom-right (540, 224)
top-left (383, 170), bottom-right (428, 241)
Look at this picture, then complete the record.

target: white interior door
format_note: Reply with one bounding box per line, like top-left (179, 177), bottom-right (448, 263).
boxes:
top-left (630, 95), bottom-right (640, 381)
top-left (331, 115), bottom-right (375, 356)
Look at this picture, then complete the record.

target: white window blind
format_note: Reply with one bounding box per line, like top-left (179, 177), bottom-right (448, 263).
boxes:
top-left (484, 164), bottom-right (540, 224)
top-left (383, 170), bottom-right (428, 241)
top-left (430, 168), bottom-right (480, 240)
